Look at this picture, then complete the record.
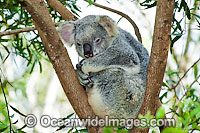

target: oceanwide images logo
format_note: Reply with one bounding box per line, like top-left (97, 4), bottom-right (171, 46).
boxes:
top-left (24, 114), bottom-right (176, 129)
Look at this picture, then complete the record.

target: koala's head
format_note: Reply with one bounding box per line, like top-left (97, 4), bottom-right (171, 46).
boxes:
top-left (57, 15), bottom-right (119, 59)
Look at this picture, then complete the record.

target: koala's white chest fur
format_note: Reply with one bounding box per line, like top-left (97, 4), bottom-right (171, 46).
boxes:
top-left (87, 85), bottom-right (109, 118)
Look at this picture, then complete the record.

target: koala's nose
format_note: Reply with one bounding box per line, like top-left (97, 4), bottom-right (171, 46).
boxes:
top-left (83, 43), bottom-right (93, 58)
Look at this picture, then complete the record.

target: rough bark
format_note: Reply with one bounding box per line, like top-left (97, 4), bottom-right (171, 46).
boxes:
top-left (17, 0), bottom-right (175, 132)
top-left (131, 0), bottom-right (175, 132)
top-left (46, 0), bottom-right (78, 21)
top-left (20, 0), bottom-right (98, 132)
top-left (0, 27), bottom-right (36, 36)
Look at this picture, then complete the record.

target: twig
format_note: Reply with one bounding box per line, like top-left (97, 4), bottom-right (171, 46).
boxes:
top-left (0, 78), bottom-right (12, 133)
top-left (0, 23), bottom-right (62, 37)
top-left (179, 74), bottom-right (200, 101)
top-left (84, 0), bottom-right (142, 43)
top-left (0, 27), bottom-right (36, 37)
top-left (46, 0), bottom-right (78, 21)
top-left (172, 58), bottom-right (200, 90)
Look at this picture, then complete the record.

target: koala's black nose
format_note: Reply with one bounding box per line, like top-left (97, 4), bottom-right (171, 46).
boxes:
top-left (83, 43), bottom-right (93, 58)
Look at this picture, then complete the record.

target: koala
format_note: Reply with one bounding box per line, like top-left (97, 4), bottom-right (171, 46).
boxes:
top-left (57, 15), bottom-right (149, 119)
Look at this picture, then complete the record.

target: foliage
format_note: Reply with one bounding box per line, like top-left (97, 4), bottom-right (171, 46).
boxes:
top-left (140, 0), bottom-right (200, 132)
top-left (0, 0), bottom-right (200, 132)
top-left (0, 0), bottom-right (81, 73)
top-left (0, 0), bottom-right (81, 132)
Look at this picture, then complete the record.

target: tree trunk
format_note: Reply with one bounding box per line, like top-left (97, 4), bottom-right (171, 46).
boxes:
top-left (20, 0), bottom-right (99, 132)
top-left (19, 0), bottom-right (175, 132)
top-left (131, 0), bottom-right (175, 132)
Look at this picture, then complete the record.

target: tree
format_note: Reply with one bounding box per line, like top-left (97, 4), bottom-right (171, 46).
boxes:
top-left (0, 0), bottom-right (200, 133)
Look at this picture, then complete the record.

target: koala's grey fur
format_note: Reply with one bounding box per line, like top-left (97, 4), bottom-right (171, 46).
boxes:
top-left (57, 15), bottom-right (149, 119)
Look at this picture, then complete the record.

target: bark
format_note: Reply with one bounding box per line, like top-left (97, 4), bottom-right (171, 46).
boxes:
top-left (131, 0), bottom-right (175, 132)
top-left (17, 0), bottom-right (175, 132)
top-left (20, 0), bottom-right (98, 132)
top-left (0, 27), bottom-right (36, 37)
top-left (46, 0), bottom-right (78, 21)
top-left (87, 0), bottom-right (142, 43)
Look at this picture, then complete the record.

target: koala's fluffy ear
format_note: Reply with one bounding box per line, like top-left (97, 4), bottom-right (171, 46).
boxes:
top-left (97, 16), bottom-right (119, 37)
top-left (57, 21), bottom-right (75, 46)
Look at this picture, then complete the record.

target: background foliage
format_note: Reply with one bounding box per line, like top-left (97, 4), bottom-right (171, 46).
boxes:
top-left (0, 0), bottom-right (200, 132)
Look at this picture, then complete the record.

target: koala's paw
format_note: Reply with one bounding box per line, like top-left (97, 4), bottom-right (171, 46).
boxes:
top-left (76, 59), bottom-right (91, 74)
top-left (75, 69), bottom-right (94, 88)
top-left (76, 59), bottom-right (85, 71)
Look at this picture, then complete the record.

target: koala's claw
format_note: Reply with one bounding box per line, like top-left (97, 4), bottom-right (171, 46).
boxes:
top-left (76, 63), bottom-right (82, 71)
top-left (76, 69), bottom-right (94, 88)
top-left (76, 59), bottom-right (85, 71)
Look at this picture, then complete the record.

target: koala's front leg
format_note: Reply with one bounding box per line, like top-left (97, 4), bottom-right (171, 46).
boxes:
top-left (76, 62), bottom-right (94, 88)
top-left (80, 45), bottom-right (141, 74)
top-left (80, 59), bottom-right (105, 74)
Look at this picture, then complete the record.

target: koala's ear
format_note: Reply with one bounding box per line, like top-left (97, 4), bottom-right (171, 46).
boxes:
top-left (97, 16), bottom-right (119, 37)
top-left (57, 21), bottom-right (75, 46)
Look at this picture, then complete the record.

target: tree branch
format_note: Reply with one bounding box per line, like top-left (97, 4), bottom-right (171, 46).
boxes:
top-left (46, 0), bottom-right (78, 21)
top-left (0, 23), bottom-right (61, 37)
top-left (0, 0), bottom-right (77, 37)
top-left (131, 0), bottom-right (175, 132)
top-left (179, 74), bottom-right (200, 101)
top-left (84, 0), bottom-right (142, 43)
top-left (0, 27), bottom-right (36, 37)
top-left (0, 78), bottom-right (12, 133)
top-left (172, 58), bottom-right (200, 90)
top-left (19, 0), bottom-right (98, 132)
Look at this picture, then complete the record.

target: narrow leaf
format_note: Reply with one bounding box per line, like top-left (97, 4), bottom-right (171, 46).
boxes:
top-left (9, 105), bottom-right (26, 117)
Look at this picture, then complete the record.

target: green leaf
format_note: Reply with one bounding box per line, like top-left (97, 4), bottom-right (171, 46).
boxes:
top-left (62, 113), bottom-right (74, 120)
top-left (0, 44), bottom-right (10, 54)
top-left (183, 111), bottom-right (190, 127)
top-left (193, 64), bottom-right (198, 78)
top-left (140, 1), bottom-right (157, 9)
top-left (170, 33), bottom-right (184, 36)
top-left (18, 124), bottom-right (27, 130)
top-left (0, 127), bottom-right (8, 132)
top-left (88, 0), bottom-right (93, 5)
top-left (30, 60), bottom-right (36, 73)
top-left (192, 13), bottom-right (200, 19)
top-left (9, 105), bottom-right (26, 117)
top-left (178, 102), bottom-right (184, 109)
top-left (192, 122), bottom-right (197, 129)
top-left (10, 114), bottom-right (14, 118)
top-left (68, 127), bottom-right (74, 132)
top-left (36, 57), bottom-right (42, 73)
top-left (159, 92), bottom-right (168, 104)
top-left (171, 34), bottom-right (182, 47)
top-left (103, 127), bottom-right (113, 133)
top-left (156, 106), bottom-right (165, 119)
top-left (56, 125), bottom-right (66, 131)
top-left (17, 130), bottom-right (26, 133)
top-left (56, 113), bottom-right (74, 131)
top-left (12, 120), bottom-right (18, 124)
top-left (162, 82), bottom-right (170, 88)
top-left (180, 0), bottom-right (191, 19)
top-left (190, 107), bottom-right (200, 120)
top-left (162, 127), bottom-right (187, 133)
top-left (196, 112), bottom-right (200, 119)
top-left (0, 123), bottom-right (7, 131)
top-left (116, 128), bottom-right (128, 133)
top-left (70, 8), bottom-right (80, 17)
top-left (72, 4), bottom-right (81, 12)
top-left (79, 129), bottom-right (88, 132)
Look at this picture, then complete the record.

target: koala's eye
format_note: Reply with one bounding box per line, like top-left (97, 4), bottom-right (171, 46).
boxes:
top-left (94, 38), bottom-right (101, 44)
top-left (77, 43), bottom-right (81, 47)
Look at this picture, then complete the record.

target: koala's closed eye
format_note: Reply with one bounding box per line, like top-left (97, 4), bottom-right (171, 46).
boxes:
top-left (94, 38), bottom-right (101, 44)
top-left (77, 43), bottom-right (82, 47)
